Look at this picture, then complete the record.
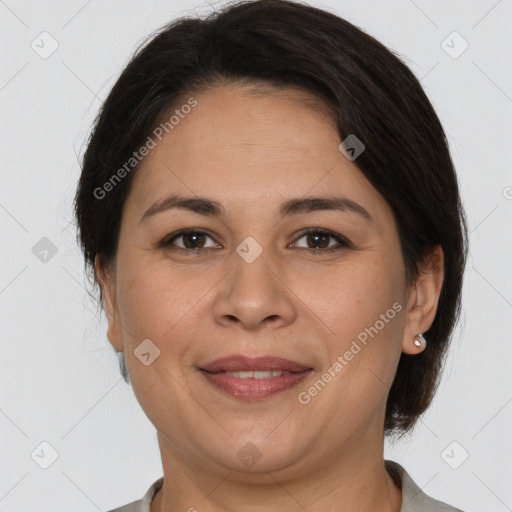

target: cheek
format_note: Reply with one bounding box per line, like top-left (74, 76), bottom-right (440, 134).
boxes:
top-left (117, 272), bottom-right (164, 338)
top-left (306, 251), bottom-right (406, 401)
top-left (114, 264), bottom-right (198, 411)
top-left (114, 258), bottom-right (217, 378)
top-left (116, 255), bottom-right (193, 335)
top-left (309, 253), bottom-right (405, 340)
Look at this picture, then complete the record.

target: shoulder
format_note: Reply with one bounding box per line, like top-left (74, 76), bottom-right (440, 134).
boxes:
top-left (385, 460), bottom-right (465, 512)
top-left (106, 502), bottom-right (142, 512)
top-left (106, 467), bottom-right (465, 512)
top-left (105, 477), bottom-right (164, 512)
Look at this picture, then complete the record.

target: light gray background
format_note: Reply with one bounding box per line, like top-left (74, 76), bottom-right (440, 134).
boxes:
top-left (0, 0), bottom-right (511, 511)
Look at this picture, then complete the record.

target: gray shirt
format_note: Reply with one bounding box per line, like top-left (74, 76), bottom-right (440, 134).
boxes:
top-left (107, 459), bottom-right (463, 512)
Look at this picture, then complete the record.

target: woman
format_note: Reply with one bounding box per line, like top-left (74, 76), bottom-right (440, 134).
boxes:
top-left (74, 0), bottom-right (468, 510)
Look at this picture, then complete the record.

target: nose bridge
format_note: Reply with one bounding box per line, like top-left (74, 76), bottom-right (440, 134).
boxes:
top-left (232, 240), bottom-right (276, 296)
top-left (213, 238), bottom-right (296, 329)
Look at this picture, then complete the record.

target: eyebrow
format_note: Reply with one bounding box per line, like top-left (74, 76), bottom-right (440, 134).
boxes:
top-left (140, 194), bottom-right (373, 224)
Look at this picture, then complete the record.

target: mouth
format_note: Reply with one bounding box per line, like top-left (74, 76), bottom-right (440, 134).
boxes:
top-left (199, 355), bottom-right (313, 400)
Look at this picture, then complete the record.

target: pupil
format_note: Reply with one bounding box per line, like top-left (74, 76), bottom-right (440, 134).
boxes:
top-left (182, 232), bottom-right (330, 250)
top-left (309, 233), bottom-right (328, 249)
top-left (185, 233), bottom-right (203, 249)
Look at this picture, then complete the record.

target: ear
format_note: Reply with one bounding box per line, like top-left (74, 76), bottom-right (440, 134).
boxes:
top-left (94, 254), bottom-right (124, 352)
top-left (402, 245), bottom-right (444, 355)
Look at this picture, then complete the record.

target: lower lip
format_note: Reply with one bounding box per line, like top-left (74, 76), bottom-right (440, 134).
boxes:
top-left (200, 370), bottom-right (312, 400)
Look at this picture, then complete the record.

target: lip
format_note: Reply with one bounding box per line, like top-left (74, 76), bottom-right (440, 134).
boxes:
top-left (199, 355), bottom-right (313, 400)
top-left (200, 355), bottom-right (311, 373)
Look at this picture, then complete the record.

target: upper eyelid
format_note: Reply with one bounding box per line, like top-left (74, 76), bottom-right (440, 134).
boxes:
top-left (164, 228), bottom-right (350, 248)
top-left (161, 228), bottom-right (219, 248)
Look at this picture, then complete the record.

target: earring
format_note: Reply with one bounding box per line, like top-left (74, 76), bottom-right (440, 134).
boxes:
top-left (413, 333), bottom-right (426, 349)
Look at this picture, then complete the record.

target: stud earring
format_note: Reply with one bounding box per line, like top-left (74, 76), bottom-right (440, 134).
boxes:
top-left (413, 333), bottom-right (426, 348)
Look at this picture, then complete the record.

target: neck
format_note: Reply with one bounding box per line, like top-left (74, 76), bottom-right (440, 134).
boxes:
top-left (150, 432), bottom-right (402, 512)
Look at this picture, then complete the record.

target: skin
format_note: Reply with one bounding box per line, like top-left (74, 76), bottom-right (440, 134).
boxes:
top-left (96, 84), bottom-right (444, 512)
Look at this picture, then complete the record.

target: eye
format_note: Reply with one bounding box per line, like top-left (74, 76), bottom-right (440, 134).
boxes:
top-left (159, 228), bottom-right (351, 253)
top-left (291, 229), bottom-right (351, 253)
top-left (159, 229), bottom-right (219, 250)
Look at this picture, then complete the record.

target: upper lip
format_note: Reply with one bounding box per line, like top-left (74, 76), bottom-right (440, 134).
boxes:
top-left (200, 355), bottom-right (312, 373)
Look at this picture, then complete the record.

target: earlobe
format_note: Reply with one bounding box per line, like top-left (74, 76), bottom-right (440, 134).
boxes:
top-left (94, 254), bottom-right (124, 352)
top-left (401, 245), bottom-right (444, 355)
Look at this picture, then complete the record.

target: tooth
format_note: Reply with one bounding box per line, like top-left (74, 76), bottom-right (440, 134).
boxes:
top-left (225, 370), bottom-right (290, 379)
top-left (238, 371), bottom-right (255, 379)
top-left (254, 371), bottom-right (275, 379)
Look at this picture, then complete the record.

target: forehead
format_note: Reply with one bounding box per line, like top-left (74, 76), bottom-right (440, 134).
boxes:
top-left (125, 85), bottom-right (391, 223)
top-left (154, 85), bottom-right (337, 163)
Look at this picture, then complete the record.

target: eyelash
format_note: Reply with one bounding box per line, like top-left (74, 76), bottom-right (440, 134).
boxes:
top-left (158, 228), bottom-right (351, 254)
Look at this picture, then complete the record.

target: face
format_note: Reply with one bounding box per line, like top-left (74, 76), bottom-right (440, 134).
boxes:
top-left (98, 85), bottom-right (442, 480)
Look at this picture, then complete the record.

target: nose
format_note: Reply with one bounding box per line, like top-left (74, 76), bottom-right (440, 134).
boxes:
top-left (213, 249), bottom-right (297, 331)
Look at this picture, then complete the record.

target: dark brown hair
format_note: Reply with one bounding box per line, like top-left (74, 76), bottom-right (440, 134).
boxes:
top-left (74, 0), bottom-right (468, 437)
